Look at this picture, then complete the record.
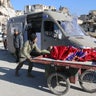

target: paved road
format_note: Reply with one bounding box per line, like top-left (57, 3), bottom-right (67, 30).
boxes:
top-left (0, 42), bottom-right (96, 96)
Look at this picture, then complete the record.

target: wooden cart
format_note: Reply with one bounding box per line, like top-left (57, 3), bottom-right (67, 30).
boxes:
top-left (32, 55), bottom-right (96, 95)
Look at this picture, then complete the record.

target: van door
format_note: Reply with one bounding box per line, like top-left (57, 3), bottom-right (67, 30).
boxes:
top-left (7, 22), bottom-right (24, 53)
top-left (42, 21), bottom-right (65, 49)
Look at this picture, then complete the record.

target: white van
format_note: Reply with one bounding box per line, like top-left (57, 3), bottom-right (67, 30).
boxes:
top-left (7, 11), bottom-right (96, 53)
top-left (0, 32), bottom-right (3, 42)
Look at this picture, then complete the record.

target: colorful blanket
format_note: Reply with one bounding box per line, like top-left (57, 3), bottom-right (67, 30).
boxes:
top-left (47, 46), bottom-right (96, 62)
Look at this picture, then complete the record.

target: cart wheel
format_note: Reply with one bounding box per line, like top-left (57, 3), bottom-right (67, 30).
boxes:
top-left (47, 73), bottom-right (70, 95)
top-left (79, 70), bottom-right (96, 93)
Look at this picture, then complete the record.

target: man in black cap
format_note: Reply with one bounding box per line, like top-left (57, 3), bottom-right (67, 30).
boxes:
top-left (15, 33), bottom-right (50, 77)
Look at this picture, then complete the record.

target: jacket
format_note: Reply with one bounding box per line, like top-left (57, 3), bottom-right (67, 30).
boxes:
top-left (20, 40), bottom-right (50, 59)
top-left (13, 34), bottom-right (23, 49)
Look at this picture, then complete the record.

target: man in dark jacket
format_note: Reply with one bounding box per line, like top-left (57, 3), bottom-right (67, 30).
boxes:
top-left (13, 29), bottom-right (23, 62)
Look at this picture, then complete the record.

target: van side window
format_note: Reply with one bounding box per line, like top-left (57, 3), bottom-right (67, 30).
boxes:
top-left (44, 21), bottom-right (62, 39)
top-left (44, 21), bottom-right (53, 36)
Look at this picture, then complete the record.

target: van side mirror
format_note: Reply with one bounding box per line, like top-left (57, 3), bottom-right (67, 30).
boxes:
top-left (53, 30), bottom-right (62, 39)
top-left (58, 33), bottom-right (62, 39)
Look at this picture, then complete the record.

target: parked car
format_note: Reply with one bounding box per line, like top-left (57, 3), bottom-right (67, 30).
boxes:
top-left (0, 32), bottom-right (3, 42)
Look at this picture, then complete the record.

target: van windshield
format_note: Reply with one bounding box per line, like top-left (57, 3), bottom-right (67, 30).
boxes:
top-left (61, 19), bottom-right (85, 36)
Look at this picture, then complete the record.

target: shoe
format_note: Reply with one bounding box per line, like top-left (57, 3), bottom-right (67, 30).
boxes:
top-left (27, 73), bottom-right (35, 78)
top-left (15, 70), bottom-right (20, 77)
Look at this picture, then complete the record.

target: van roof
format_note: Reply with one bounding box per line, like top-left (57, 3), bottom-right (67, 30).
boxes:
top-left (8, 10), bottom-right (73, 22)
top-left (27, 10), bottom-right (73, 21)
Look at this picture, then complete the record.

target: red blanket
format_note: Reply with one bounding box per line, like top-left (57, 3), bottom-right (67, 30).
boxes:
top-left (48, 46), bottom-right (96, 62)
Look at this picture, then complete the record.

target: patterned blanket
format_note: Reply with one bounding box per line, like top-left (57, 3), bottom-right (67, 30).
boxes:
top-left (47, 46), bottom-right (96, 62)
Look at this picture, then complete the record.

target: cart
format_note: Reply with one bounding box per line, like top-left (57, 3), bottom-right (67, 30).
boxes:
top-left (32, 55), bottom-right (96, 95)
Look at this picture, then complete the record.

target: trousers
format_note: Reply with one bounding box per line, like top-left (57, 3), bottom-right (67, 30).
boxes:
top-left (15, 48), bottom-right (20, 62)
top-left (15, 58), bottom-right (33, 74)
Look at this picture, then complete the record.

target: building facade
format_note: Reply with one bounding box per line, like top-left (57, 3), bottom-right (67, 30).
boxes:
top-left (24, 4), bottom-right (56, 14)
top-left (79, 10), bottom-right (96, 33)
top-left (0, 0), bottom-right (16, 33)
